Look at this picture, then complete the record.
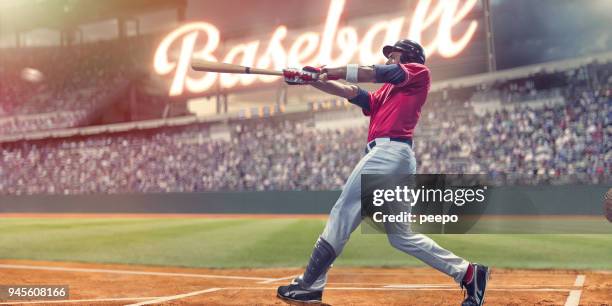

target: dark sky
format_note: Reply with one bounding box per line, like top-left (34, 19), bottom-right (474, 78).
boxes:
top-left (490, 0), bottom-right (612, 69)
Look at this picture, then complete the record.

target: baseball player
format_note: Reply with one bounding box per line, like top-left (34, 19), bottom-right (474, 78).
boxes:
top-left (278, 39), bottom-right (490, 305)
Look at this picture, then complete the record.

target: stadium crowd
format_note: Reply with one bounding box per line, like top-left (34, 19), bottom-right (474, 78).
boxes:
top-left (418, 86), bottom-right (610, 185)
top-left (0, 41), bottom-right (137, 134)
top-left (1, 61), bottom-right (610, 194)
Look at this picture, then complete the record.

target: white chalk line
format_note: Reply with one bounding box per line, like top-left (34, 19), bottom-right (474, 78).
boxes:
top-left (564, 290), bottom-right (582, 306)
top-left (0, 296), bottom-right (161, 305)
top-left (214, 286), bottom-right (573, 292)
top-left (257, 274), bottom-right (300, 284)
top-left (329, 271), bottom-right (581, 278)
top-left (0, 284), bottom-right (579, 305)
top-left (260, 278), bottom-right (582, 289)
top-left (125, 288), bottom-right (221, 306)
top-left (383, 284), bottom-right (576, 289)
top-left (0, 264), bottom-right (596, 305)
top-left (564, 275), bottom-right (585, 306)
top-left (0, 264), bottom-right (272, 281)
top-left (117, 286), bottom-right (576, 306)
top-left (322, 282), bottom-right (577, 288)
top-left (573, 275), bottom-right (585, 287)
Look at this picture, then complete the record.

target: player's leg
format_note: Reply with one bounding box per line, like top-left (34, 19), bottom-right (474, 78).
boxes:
top-left (298, 166), bottom-right (365, 291)
top-left (388, 230), bottom-right (489, 305)
top-left (317, 143), bottom-right (419, 255)
top-left (387, 233), bottom-right (469, 282)
top-left (307, 145), bottom-right (409, 287)
top-left (306, 144), bottom-right (425, 287)
top-left (382, 144), bottom-right (489, 306)
top-left (277, 146), bottom-right (391, 302)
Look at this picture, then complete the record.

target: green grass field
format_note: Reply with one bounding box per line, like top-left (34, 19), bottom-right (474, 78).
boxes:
top-left (1, 218), bottom-right (611, 270)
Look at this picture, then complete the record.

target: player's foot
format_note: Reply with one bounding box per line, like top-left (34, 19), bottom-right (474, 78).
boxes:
top-left (460, 263), bottom-right (490, 306)
top-left (277, 278), bottom-right (323, 304)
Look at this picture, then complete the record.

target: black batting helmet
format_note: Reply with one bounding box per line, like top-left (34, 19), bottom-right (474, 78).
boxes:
top-left (382, 39), bottom-right (426, 64)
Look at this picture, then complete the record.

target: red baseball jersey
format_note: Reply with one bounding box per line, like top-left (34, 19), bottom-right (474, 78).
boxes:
top-left (363, 63), bottom-right (431, 142)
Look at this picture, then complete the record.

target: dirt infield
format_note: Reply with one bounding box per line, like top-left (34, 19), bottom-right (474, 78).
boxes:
top-left (0, 260), bottom-right (610, 305)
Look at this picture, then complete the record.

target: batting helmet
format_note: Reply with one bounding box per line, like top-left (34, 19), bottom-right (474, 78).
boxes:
top-left (382, 39), bottom-right (426, 64)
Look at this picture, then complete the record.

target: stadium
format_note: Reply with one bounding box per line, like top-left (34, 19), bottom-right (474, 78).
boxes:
top-left (0, 0), bottom-right (610, 305)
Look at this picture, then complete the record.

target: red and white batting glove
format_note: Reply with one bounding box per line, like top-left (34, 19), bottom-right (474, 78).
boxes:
top-left (283, 66), bottom-right (338, 85)
top-left (300, 66), bottom-right (323, 82)
top-left (283, 66), bottom-right (320, 85)
top-left (283, 68), bottom-right (307, 85)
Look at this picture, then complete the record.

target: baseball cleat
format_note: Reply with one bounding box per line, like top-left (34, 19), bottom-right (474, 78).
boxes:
top-left (277, 278), bottom-right (322, 304)
top-left (460, 263), bottom-right (490, 306)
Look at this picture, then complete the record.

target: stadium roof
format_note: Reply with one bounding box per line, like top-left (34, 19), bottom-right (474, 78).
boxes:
top-left (0, 0), bottom-right (186, 33)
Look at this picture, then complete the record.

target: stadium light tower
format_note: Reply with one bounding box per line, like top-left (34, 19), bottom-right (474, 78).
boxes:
top-left (482, 0), bottom-right (497, 72)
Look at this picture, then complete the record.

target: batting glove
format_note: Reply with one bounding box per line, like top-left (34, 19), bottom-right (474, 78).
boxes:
top-left (283, 68), bottom-right (307, 85)
top-left (302, 66), bottom-right (340, 81)
top-left (283, 66), bottom-right (328, 85)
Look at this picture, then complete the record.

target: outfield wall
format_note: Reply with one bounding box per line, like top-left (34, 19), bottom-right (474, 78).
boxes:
top-left (0, 185), bottom-right (608, 215)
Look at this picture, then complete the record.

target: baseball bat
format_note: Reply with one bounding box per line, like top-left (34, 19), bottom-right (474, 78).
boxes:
top-left (191, 58), bottom-right (283, 76)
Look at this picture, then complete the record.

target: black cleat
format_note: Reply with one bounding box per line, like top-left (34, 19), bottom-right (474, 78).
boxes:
top-left (461, 263), bottom-right (490, 306)
top-left (277, 278), bottom-right (323, 304)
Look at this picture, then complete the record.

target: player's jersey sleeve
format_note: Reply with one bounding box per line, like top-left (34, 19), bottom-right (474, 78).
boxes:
top-left (374, 64), bottom-right (406, 85)
top-left (395, 63), bottom-right (431, 92)
top-left (362, 85), bottom-right (386, 116)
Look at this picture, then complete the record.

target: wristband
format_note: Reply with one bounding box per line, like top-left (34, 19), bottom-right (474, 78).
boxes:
top-left (346, 64), bottom-right (359, 83)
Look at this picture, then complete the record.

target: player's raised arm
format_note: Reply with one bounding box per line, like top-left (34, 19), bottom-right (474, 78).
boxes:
top-left (281, 64), bottom-right (409, 112)
top-left (281, 39), bottom-right (426, 101)
top-left (280, 64), bottom-right (406, 101)
top-left (282, 66), bottom-right (360, 99)
top-left (282, 68), bottom-right (364, 108)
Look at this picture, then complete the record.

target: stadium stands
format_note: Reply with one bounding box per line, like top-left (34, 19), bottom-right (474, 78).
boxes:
top-left (0, 59), bottom-right (609, 194)
top-left (0, 41), bottom-right (139, 133)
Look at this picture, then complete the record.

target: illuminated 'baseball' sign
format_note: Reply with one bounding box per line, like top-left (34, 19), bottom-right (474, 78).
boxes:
top-left (155, 0), bottom-right (479, 96)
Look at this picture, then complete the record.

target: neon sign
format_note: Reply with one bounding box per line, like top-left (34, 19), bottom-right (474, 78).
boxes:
top-left (155, 0), bottom-right (479, 96)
